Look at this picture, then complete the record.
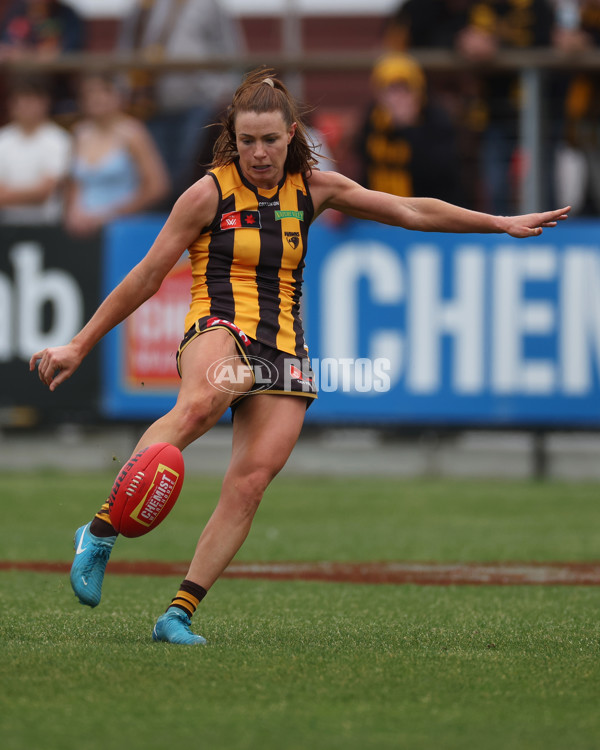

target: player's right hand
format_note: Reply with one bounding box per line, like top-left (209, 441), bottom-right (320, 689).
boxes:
top-left (29, 344), bottom-right (83, 392)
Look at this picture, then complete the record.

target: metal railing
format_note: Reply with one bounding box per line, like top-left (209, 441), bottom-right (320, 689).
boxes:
top-left (4, 47), bottom-right (600, 213)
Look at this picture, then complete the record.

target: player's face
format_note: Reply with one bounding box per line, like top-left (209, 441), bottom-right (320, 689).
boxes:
top-left (235, 110), bottom-right (296, 188)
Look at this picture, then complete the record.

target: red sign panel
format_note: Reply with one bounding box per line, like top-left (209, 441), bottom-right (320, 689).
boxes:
top-left (124, 259), bottom-right (192, 389)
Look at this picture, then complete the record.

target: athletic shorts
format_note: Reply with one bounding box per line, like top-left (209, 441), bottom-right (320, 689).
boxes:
top-left (176, 315), bottom-right (318, 413)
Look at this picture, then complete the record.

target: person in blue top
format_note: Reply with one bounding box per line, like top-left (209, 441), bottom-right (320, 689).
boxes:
top-left (65, 72), bottom-right (170, 237)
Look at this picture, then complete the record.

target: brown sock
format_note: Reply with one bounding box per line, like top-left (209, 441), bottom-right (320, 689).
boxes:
top-left (90, 501), bottom-right (117, 537)
top-left (168, 579), bottom-right (208, 617)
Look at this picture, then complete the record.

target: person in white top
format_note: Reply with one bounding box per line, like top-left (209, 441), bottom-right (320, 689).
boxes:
top-left (0, 74), bottom-right (72, 225)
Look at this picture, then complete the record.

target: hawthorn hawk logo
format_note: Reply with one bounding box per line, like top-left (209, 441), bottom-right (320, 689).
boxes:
top-left (284, 231), bottom-right (300, 249)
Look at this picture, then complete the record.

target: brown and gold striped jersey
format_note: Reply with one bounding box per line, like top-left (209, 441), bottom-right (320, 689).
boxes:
top-left (185, 160), bottom-right (314, 357)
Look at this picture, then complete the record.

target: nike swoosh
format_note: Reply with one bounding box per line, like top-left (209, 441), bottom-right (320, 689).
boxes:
top-left (82, 576), bottom-right (88, 586)
top-left (76, 523), bottom-right (90, 555)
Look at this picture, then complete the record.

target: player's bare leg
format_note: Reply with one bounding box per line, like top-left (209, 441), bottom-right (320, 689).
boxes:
top-left (94, 327), bottom-right (252, 534)
top-left (133, 328), bottom-right (253, 452)
top-left (71, 329), bottom-right (253, 609)
top-left (152, 394), bottom-right (307, 644)
top-left (187, 394), bottom-right (306, 587)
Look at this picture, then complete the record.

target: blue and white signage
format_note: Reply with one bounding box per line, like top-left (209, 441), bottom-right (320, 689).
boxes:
top-left (303, 219), bottom-right (600, 425)
top-left (101, 216), bottom-right (600, 426)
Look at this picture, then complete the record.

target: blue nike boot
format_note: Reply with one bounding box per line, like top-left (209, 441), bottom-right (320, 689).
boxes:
top-left (152, 607), bottom-right (207, 645)
top-left (70, 523), bottom-right (116, 607)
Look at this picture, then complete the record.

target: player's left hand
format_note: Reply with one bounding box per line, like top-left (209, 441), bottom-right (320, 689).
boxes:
top-left (29, 343), bottom-right (84, 392)
top-left (502, 206), bottom-right (571, 238)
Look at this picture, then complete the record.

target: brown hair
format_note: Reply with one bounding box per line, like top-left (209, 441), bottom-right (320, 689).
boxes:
top-left (211, 67), bottom-right (320, 175)
top-left (7, 72), bottom-right (52, 99)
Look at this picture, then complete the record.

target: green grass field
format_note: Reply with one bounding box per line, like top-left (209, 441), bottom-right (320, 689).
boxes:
top-left (1, 473), bottom-right (600, 750)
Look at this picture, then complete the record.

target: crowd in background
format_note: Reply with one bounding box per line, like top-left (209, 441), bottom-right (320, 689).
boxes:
top-left (0, 0), bottom-right (242, 231)
top-left (373, 0), bottom-right (600, 215)
top-left (1, 0), bottom-right (600, 230)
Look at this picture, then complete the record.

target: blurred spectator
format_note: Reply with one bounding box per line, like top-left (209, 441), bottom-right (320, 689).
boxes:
top-left (356, 54), bottom-right (462, 204)
top-left (384, 0), bottom-right (558, 214)
top-left (383, 0), bottom-right (474, 120)
top-left (0, 74), bottom-right (71, 225)
top-left (553, 0), bottom-right (600, 214)
top-left (117, 0), bottom-right (244, 202)
top-left (0, 0), bottom-right (83, 58)
top-left (455, 1), bottom-right (557, 214)
top-left (65, 72), bottom-right (169, 237)
top-left (382, 1), bottom-right (484, 210)
top-left (384, 0), bottom-right (473, 52)
top-left (0, 0), bottom-right (84, 118)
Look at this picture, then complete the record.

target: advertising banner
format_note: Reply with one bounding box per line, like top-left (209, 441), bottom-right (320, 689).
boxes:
top-left (101, 216), bottom-right (600, 427)
top-left (102, 216), bottom-right (187, 419)
top-left (0, 226), bottom-right (102, 422)
top-left (303, 219), bottom-right (600, 426)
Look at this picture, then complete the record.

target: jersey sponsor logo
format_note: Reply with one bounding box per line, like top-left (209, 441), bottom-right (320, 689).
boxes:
top-left (284, 231), bottom-right (300, 249)
top-left (220, 210), bottom-right (262, 230)
top-left (206, 316), bottom-right (251, 347)
top-left (289, 363), bottom-right (314, 385)
top-left (275, 210), bottom-right (304, 221)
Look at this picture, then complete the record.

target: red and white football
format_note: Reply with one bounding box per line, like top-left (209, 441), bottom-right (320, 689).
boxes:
top-left (108, 442), bottom-right (185, 538)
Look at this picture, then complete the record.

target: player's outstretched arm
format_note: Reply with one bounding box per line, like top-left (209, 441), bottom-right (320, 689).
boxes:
top-left (309, 171), bottom-right (570, 236)
top-left (30, 176), bottom-right (219, 392)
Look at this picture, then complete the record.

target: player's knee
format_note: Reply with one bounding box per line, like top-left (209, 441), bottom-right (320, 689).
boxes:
top-left (233, 466), bottom-right (275, 514)
top-left (177, 393), bottom-right (226, 441)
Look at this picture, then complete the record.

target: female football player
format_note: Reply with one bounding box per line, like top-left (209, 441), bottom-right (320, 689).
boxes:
top-left (31, 68), bottom-right (570, 644)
